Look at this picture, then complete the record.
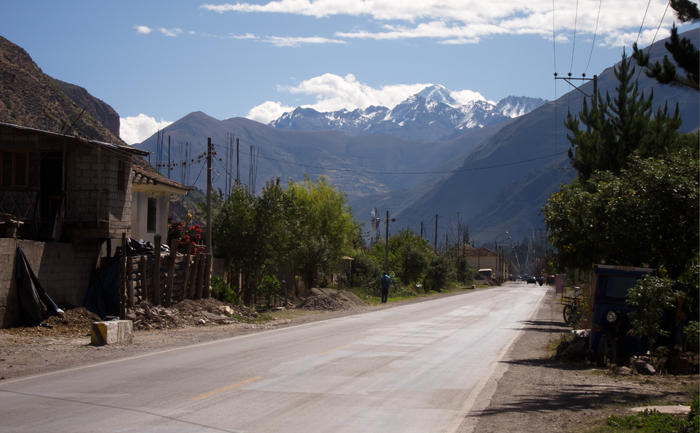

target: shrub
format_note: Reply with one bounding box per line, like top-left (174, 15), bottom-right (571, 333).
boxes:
top-left (423, 254), bottom-right (457, 292)
top-left (211, 276), bottom-right (237, 305)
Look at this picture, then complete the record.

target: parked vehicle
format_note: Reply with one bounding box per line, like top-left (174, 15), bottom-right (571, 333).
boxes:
top-left (589, 265), bottom-right (687, 367)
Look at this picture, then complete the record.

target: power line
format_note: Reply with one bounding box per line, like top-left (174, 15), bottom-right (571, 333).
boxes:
top-left (636, 0), bottom-right (654, 44)
top-left (569, 0), bottom-right (580, 73)
top-left (583, 0), bottom-right (604, 75)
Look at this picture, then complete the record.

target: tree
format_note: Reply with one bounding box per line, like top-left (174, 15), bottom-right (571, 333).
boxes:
top-left (543, 149), bottom-right (699, 279)
top-left (632, 0), bottom-right (699, 92)
top-left (565, 52), bottom-right (682, 180)
top-left (212, 179), bottom-right (293, 305)
top-left (287, 175), bottom-right (358, 289)
top-left (369, 228), bottom-right (432, 285)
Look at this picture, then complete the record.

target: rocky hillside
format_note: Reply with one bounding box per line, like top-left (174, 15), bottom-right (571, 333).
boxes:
top-left (0, 35), bottom-right (121, 144)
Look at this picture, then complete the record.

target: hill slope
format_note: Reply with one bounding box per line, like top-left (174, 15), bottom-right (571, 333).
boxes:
top-left (0, 35), bottom-right (121, 143)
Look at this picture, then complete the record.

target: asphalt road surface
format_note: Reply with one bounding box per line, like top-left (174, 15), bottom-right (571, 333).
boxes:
top-left (0, 282), bottom-right (548, 433)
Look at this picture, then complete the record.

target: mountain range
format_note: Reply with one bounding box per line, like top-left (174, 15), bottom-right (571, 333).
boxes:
top-left (2, 30), bottom-right (698, 247)
top-left (269, 86), bottom-right (546, 142)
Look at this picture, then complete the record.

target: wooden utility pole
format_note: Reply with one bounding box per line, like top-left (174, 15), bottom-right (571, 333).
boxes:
top-left (434, 214), bottom-right (438, 254)
top-left (206, 137), bottom-right (212, 255)
top-left (385, 210), bottom-right (389, 274)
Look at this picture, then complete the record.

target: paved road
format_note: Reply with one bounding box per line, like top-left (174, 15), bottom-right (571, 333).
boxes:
top-left (0, 282), bottom-right (547, 433)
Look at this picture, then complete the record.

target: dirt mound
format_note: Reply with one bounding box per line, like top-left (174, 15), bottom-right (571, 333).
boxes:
top-left (294, 288), bottom-right (366, 311)
top-left (0, 307), bottom-right (101, 340)
top-left (131, 298), bottom-right (257, 330)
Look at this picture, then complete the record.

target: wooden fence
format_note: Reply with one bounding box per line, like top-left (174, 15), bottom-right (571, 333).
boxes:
top-left (118, 234), bottom-right (212, 318)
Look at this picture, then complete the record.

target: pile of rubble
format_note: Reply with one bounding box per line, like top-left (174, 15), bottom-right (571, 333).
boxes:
top-left (130, 298), bottom-right (258, 330)
top-left (0, 307), bottom-right (101, 340)
top-left (294, 288), bottom-right (366, 311)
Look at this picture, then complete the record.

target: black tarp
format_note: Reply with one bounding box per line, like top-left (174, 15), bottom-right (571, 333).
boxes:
top-left (15, 246), bottom-right (61, 327)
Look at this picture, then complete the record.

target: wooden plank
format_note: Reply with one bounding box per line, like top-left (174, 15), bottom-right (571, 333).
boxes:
top-left (181, 242), bottom-right (192, 301)
top-left (203, 254), bottom-right (213, 299)
top-left (165, 239), bottom-right (177, 307)
top-left (153, 234), bottom-right (162, 306)
top-left (127, 256), bottom-right (135, 308)
top-left (195, 253), bottom-right (206, 300)
top-left (139, 256), bottom-right (147, 304)
top-left (119, 233), bottom-right (126, 320)
top-left (189, 253), bottom-right (200, 301)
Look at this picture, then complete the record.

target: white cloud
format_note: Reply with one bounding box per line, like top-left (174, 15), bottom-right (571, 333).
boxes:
top-left (450, 90), bottom-right (489, 105)
top-left (247, 101), bottom-right (296, 124)
top-left (265, 36), bottom-right (346, 47)
top-left (133, 25), bottom-right (153, 34)
top-left (120, 114), bottom-right (173, 145)
top-left (158, 27), bottom-right (184, 37)
top-left (201, 0), bottom-right (674, 48)
top-left (278, 73), bottom-right (432, 112)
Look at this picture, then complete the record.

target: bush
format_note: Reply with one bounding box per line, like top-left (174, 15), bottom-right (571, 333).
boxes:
top-left (349, 250), bottom-right (383, 297)
top-left (211, 276), bottom-right (238, 305)
top-left (423, 254), bottom-right (457, 292)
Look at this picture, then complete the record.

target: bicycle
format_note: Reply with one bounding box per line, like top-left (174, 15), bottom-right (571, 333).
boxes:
top-left (561, 287), bottom-right (583, 325)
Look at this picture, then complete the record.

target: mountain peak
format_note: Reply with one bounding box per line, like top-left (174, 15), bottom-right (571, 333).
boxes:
top-left (416, 85), bottom-right (458, 107)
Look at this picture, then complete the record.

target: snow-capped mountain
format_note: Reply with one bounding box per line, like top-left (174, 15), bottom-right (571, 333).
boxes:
top-left (269, 85), bottom-right (547, 141)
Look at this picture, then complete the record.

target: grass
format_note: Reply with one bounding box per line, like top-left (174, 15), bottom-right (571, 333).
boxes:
top-left (357, 283), bottom-right (482, 306)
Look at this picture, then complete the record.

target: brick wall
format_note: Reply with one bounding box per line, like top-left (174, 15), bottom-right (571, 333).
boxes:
top-left (0, 239), bottom-right (102, 328)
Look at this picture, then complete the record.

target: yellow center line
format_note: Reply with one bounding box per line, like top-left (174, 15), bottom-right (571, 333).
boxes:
top-left (381, 329), bottom-right (398, 335)
top-left (190, 376), bottom-right (261, 400)
top-left (321, 344), bottom-right (350, 355)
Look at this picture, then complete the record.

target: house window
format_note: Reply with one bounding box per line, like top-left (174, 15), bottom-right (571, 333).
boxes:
top-left (147, 197), bottom-right (157, 233)
top-left (1, 151), bottom-right (31, 187)
top-left (117, 160), bottom-right (126, 192)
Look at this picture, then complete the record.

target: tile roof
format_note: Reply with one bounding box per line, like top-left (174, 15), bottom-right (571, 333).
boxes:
top-left (131, 156), bottom-right (192, 191)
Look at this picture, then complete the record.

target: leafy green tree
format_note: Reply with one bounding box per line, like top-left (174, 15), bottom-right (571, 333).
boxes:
top-left (287, 175), bottom-right (359, 289)
top-left (633, 0), bottom-right (699, 92)
top-left (543, 149), bottom-right (699, 279)
top-left (212, 179), bottom-right (294, 305)
top-left (423, 254), bottom-right (457, 292)
top-left (565, 52), bottom-right (682, 181)
top-left (626, 275), bottom-right (680, 358)
top-left (369, 228), bottom-right (432, 285)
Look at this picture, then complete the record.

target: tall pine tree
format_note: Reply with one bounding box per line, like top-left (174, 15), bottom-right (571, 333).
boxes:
top-left (632, 0), bottom-right (699, 92)
top-left (565, 51), bottom-right (682, 180)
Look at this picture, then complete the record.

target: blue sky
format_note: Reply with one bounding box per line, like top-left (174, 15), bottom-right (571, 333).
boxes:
top-left (3, 0), bottom-right (694, 144)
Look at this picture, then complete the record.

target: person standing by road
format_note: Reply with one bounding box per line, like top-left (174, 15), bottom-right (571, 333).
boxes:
top-left (381, 272), bottom-right (391, 303)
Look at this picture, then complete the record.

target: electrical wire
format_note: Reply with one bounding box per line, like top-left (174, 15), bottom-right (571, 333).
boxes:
top-left (583, 0), bottom-right (604, 75)
top-left (636, 0), bottom-right (654, 44)
top-left (636, 0), bottom-right (672, 81)
top-left (569, 0), bottom-right (580, 73)
top-left (552, 0), bottom-right (558, 73)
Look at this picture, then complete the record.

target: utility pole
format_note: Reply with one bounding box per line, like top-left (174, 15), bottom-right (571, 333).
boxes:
top-left (206, 137), bottom-right (212, 255)
top-left (554, 74), bottom-right (598, 107)
top-left (385, 211), bottom-right (389, 274)
top-left (420, 221), bottom-right (423, 239)
top-left (236, 137), bottom-right (240, 185)
top-left (167, 136), bottom-right (171, 179)
top-left (434, 214), bottom-right (438, 254)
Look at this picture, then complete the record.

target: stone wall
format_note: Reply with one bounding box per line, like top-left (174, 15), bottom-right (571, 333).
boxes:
top-left (0, 238), bottom-right (102, 328)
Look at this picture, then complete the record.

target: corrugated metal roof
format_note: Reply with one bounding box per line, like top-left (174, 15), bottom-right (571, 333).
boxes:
top-left (0, 121), bottom-right (149, 156)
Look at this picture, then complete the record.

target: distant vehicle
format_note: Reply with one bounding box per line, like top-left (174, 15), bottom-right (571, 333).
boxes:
top-left (546, 275), bottom-right (555, 285)
top-left (526, 276), bottom-right (537, 284)
top-left (478, 269), bottom-right (493, 279)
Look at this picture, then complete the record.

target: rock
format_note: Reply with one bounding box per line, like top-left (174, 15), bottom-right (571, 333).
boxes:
top-left (634, 360), bottom-right (656, 375)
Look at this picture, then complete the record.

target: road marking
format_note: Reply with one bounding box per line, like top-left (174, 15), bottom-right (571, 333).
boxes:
top-left (190, 376), bottom-right (261, 400)
top-left (381, 329), bottom-right (398, 335)
top-left (321, 344), bottom-right (350, 355)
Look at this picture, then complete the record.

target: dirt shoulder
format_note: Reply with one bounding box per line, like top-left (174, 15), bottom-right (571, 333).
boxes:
top-left (469, 286), bottom-right (698, 433)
